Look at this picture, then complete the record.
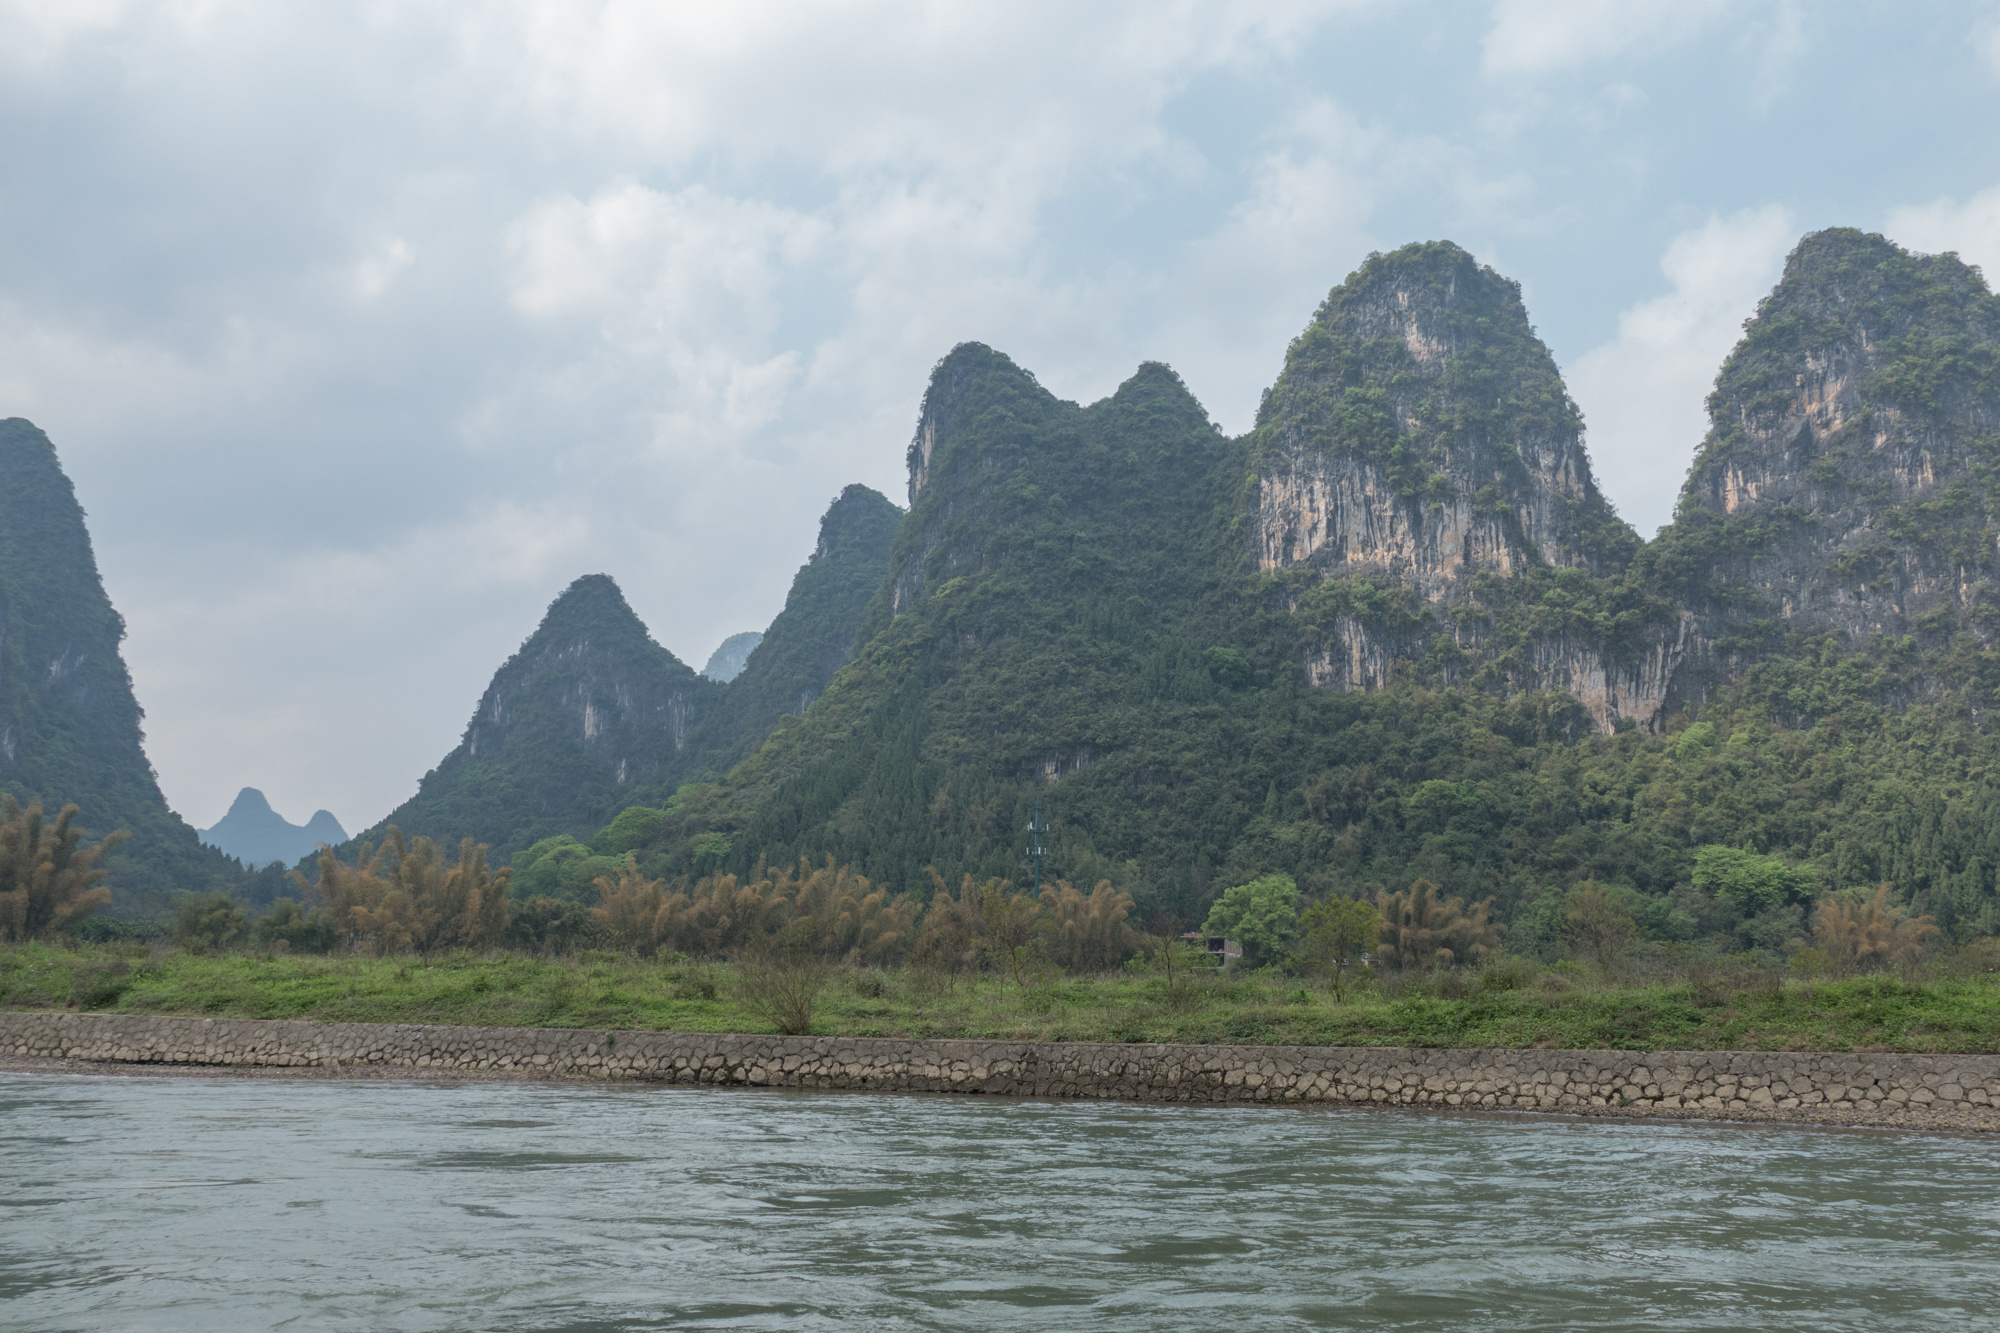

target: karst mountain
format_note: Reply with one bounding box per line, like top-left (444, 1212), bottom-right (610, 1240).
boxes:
top-left (7, 226), bottom-right (1999, 935)
top-left (0, 418), bottom-right (240, 915)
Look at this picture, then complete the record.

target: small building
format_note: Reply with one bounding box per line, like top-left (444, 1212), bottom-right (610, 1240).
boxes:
top-left (1181, 933), bottom-right (1243, 965)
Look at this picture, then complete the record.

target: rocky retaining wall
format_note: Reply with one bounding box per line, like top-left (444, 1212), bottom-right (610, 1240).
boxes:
top-left (5, 1012), bottom-right (1997, 1130)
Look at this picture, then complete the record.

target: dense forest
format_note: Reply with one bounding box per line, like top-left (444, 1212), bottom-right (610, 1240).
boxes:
top-left (583, 230), bottom-right (2000, 948)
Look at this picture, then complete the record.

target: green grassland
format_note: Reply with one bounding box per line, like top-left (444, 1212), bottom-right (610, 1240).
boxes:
top-left (7, 942), bottom-right (2000, 1054)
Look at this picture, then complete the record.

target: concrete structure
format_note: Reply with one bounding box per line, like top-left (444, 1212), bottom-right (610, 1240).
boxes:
top-left (4, 1012), bottom-right (1995, 1131)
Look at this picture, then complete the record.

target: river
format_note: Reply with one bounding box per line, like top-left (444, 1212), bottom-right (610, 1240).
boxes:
top-left (3, 1072), bottom-right (1997, 1330)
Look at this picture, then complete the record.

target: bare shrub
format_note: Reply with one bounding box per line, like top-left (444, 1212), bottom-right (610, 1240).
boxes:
top-left (734, 923), bottom-right (835, 1035)
top-left (1561, 884), bottom-right (1637, 971)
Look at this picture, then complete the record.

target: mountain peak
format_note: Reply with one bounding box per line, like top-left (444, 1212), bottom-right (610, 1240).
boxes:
top-left (701, 631), bottom-right (764, 682)
top-left (223, 786), bottom-right (278, 818)
top-left (201, 787), bottom-right (347, 869)
top-left (908, 343), bottom-right (1056, 502)
top-left (1672, 227), bottom-right (2000, 648)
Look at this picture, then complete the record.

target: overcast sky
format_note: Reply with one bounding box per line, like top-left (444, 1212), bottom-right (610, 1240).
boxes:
top-left (6, 1), bottom-right (2000, 834)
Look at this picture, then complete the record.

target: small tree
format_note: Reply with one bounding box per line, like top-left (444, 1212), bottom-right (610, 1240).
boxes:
top-left (1201, 873), bottom-right (1301, 967)
top-left (0, 795), bottom-right (127, 941)
top-left (1141, 918), bottom-right (1212, 1009)
top-left (1291, 896), bottom-right (1381, 1000)
top-left (1562, 884), bottom-right (1637, 971)
top-left (176, 892), bottom-right (248, 954)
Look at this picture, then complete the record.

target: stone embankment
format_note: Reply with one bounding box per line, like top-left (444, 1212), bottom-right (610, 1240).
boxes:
top-left (4, 1011), bottom-right (1996, 1131)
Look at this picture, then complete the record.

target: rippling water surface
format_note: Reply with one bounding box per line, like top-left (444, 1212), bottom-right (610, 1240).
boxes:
top-left (3, 1072), bottom-right (1999, 1330)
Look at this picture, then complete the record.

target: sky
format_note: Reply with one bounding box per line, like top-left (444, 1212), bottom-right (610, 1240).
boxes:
top-left (5, 1), bottom-right (2000, 834)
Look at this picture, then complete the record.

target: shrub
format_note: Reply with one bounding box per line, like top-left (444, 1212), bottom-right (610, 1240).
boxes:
top-left (254, 897), bottom-right (334, 954)
top-left (176, 892), bottom-right (248, 954)
top-left (0, 795), bottom-right (127, 941)
top-left (1807, 885), bottom-right (1938, 975)
top-left (1373, 879), bottom-right (1500, 970)
top-left (1562, 884), bottom-right (1638, 969)
top-left (733, 923), bottom-right (834, 1035)
top-left (291, 828), bottom-right (510, 956)
top-left (1042, 879), bottom-right (1138, 973)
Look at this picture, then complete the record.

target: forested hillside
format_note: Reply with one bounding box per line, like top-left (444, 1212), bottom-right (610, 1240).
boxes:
top-left (593, 231), bottom-right (2000, 943)
top-left (0, 418), bottom-right (240, 915)
top-left (362, 486), bottom-right (901, 864)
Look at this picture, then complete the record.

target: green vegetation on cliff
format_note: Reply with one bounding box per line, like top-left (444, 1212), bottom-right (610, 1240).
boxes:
top-left (0, 419), bottom-right (239, 914)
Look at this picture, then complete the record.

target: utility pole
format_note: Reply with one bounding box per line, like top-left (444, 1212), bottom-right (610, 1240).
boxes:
top-left (1025, 797), bottom-right (1047, 896)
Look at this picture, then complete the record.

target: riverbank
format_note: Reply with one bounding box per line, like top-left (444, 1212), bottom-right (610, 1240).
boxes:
top-left (9, 941), bottom-right (2000, 1053)
top-left (6, 1011), bottom-right (1998, 1133)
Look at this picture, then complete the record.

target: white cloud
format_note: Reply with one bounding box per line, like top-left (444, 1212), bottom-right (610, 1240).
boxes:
top-left (1482, 0), bottom-right (1732, 77)
top-left (1568, 205), bottom-right (1796, 536)
top-left (0, 0), bottom-right (1988, 833)
top-left (1884, 183), bottom-right (2000, 289)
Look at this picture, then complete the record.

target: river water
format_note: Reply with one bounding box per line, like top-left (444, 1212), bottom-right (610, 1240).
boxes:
top-left (3, 1073), bottom-right (1998, 1331)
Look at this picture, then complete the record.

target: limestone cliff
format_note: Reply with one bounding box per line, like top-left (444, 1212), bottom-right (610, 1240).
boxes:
top-left (1252, 242), bottom-right (1673, 728)
top-left (1664, 228), bottom-right (2000, 655)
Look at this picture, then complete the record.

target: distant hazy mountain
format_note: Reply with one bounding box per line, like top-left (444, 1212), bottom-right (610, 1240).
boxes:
top-left (0, 417), bottom-right (242, 915)
top-left (200, 787), bottom-right (347, 868)
top-left (700, 632), bottom-right (763, 682)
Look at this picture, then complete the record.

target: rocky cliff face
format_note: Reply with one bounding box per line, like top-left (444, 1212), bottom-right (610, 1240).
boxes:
top-left (1667, 229), bottom-right (2000, 652)
top-left (1251, 243), bottom-right (1671, 729)
top-left (1252, 243), bottom-right (1625, 594)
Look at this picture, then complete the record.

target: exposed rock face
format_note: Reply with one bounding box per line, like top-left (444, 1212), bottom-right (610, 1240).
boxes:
top-left (1252, 244), bottom-right (1616, 595)
top-left (1252, 243), bottom-right (1669, 729)
top-left (1671, 229), bottom-right (2000, 650)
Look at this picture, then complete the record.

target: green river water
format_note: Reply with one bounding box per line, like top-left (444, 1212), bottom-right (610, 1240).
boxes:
top-left (2, 1072), bottom-right (1997, 1330)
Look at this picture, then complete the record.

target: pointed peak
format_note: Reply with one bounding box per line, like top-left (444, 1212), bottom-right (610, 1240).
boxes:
top-left (531, 574), bottom-right (648, 639)
top-left (909, 344), bottom-right (1059, 502)
top-left (225, 787), bottom-right (277, 818)
top-left (1107, 361), bottom-right (1212, 421)
top-left (815, 485), bottom-right (901, 560)
top-left (1309, 240), bottom-right (1530, 357)
top-left (302, 810), bottom-right (348, 840)
top-left (1742, 227), bottom-right (1997, 335)
top-left (702, 631), bottom-right (765, 682)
